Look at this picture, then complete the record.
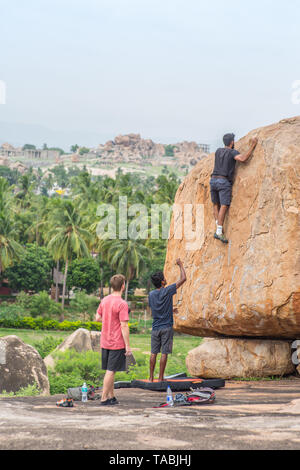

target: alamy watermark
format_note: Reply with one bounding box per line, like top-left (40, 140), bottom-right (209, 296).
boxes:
top-left (96, 196), bottom-right (204, 251)
top-left (291, 80), bottom-right (300, 105)
top-left (0, 80), bottom-right (6, 104)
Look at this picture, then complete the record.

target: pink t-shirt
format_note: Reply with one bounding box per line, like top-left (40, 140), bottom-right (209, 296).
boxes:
top-left (97, 294), bottom-right (129, 350)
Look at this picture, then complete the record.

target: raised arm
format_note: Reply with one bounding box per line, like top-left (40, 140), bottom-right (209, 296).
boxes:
top-left (175, 258), bottom-right (187, 289)
top-left (234, 137), bottom-right (258, 163)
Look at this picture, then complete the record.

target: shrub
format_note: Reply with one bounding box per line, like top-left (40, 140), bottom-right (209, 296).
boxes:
top-left (48, 350), bottom-right (105, 394)
top-left (33, 336), bottom-right (64, 359)
top-left (0, 314), bottom-right (138, 333)
top-left (0, 383), bottom-right (41, 397)
top-left (16, 291), bottom-right (61, 318)
top-left (69, 291), bottom-right (100, 320)
top-left (0, 303), bottom-right (26, 326)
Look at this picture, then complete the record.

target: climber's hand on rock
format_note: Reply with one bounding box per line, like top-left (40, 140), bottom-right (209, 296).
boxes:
top-left (176, 258), bottom-right (183, 266)
top-left (250, 137), bottom-right (258, 147)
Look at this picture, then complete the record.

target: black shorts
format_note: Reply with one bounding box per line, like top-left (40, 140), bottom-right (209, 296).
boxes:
top-left (210, 178), bottom-right (232, 207)
top-left (151, 327), bottom-right (174, 355)
top-left (101, 348), bottom-right (126, 372)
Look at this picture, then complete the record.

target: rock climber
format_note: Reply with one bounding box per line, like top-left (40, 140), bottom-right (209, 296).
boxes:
top-left (210, 133), bottom-right (258, 243)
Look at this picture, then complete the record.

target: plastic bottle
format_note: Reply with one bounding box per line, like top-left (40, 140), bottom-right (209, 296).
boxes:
top-left (166, 386), bottom-right (174, 406)
top-left (82, 382), bottom-right (88, 403)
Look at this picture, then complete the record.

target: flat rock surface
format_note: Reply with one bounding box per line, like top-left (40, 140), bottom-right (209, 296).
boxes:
top-left (1, 379), bottom-right (300, 450)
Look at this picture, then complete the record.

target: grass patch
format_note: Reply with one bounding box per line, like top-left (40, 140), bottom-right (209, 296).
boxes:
top-left (0, 328), bottom-right (70, 345)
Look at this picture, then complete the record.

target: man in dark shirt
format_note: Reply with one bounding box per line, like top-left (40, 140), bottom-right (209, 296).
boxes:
top-left (148, 258), bottom-right (186, 382)
top-left (210, 133), bottom-right (258, 243)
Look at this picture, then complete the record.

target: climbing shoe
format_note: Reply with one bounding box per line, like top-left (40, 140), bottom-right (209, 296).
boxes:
top-left (56, 398), bottom-right (74, 408)
top-left (214, 233), bottom-right (228, 244)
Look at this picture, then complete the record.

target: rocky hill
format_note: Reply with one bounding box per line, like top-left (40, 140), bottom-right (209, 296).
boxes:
top-left (93, 133), bottom-right (209, 167)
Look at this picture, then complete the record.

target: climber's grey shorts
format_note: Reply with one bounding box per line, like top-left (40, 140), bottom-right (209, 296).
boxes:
top-left (151, 327), bottom-right (174, 355)
top-left (210, 178), bottom-right (232, 206)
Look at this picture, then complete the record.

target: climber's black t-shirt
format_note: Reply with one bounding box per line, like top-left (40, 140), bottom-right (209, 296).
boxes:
top-left (211, 148), bottom-right (240, 183)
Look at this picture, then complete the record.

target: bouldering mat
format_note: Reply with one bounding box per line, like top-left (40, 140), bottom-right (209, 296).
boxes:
top-left (114, 377), bottom-right (225, 391)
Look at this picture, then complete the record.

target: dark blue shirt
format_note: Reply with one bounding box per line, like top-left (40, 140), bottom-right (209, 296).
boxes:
top-left (148, 283), bottom-right (177, 331)
top-left (212, 147), bottom-right (240, 183)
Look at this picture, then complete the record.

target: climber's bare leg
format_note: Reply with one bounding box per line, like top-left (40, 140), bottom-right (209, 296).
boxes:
top-left (217, 205), bottom-right (229, 227)
top-left (213, 203), bottom-right (220, 223)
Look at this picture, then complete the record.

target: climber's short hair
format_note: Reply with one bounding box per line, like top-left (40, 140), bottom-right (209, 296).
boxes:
top-left (223, 133), bottom-right (235, 147)
top-left (151, 271), bottom-right (165, 289)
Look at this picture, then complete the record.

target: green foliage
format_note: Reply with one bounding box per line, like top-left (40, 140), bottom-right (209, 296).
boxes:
top-left (70, 144), bottom-right (79, 153)
top-left (79, 147), bottom-right (90, 155)
top-left (67, 258), bottom-right (101, 293)
top-left (0, 312), bottom-right (138, 332)
top-left (22, 144), bottom-right (36, 150)
top-left (0, 302), bottom-right (26, 324)
top-left (0, 166), bottom-right (19, 185)
top-left (48, 371), bottom-right (84, 395)
top-left (48, 350), bottom-right (104, 394)
top-left (16, 291), bottom-right (61, 318)
top-left (33, 335), bottom-right (64, 358)
top-left (164, 145), bottom-right (175, 157)
top-left (48, 147), bottom-right (65, 155)
top-left (0, 383), bottom-right (41, 397)
top-left (69, 290), bottom-right (100, 320)
top-left (4, 244), bottom-right (53, 292)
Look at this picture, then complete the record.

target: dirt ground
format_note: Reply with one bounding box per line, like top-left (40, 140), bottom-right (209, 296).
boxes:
top-left (1, 379), bottom-right (300, 451)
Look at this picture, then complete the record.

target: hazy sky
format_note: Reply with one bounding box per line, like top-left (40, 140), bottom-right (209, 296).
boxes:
top-left (1, 0), bottom-right (300, 150)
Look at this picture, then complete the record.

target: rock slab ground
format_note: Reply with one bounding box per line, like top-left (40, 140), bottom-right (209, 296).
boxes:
top-left (1, 379), bottom-right (300, 450)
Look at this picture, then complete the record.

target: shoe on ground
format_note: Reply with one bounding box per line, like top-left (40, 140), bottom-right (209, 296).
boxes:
top-left (110, 397), bottom-right (119, 405)
top-left (214, 232), bottom-right (229, 244)
top-left (100, 398), bottom-right (115, 406)
top-left (56, 398), bottom-right (74, 408)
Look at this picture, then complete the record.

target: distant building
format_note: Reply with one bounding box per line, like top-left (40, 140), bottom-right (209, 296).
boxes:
top-left (198, 143), bottom-right (210, 153)
top-left (0, 144), bottom-right (60, 160)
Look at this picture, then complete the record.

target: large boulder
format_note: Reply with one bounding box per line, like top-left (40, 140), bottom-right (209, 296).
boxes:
top-left (0, 336), bottom-right (50, 395)
top-left (44, 328), bottom-right (101, 368)
top-left (165, 116), bottom-right (300, 339)
top-left (186, 338), bottom-right (296, 379)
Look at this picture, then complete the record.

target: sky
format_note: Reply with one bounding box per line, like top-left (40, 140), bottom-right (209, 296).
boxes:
top-left (0, 0), bottom-right (300, 150)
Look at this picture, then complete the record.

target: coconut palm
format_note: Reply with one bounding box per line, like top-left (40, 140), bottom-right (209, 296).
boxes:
top-left (46, 199), bottom-right (92, 314)
top-left (99, 237), bottom-right (151, 301)
top-left (0, 177), bottom-right (24, 274)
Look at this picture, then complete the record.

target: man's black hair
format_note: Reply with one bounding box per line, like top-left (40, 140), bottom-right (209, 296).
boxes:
top-left (223, 133), bottom-right (235, 147)
top-left (151, 271), bottom-right (165, 289)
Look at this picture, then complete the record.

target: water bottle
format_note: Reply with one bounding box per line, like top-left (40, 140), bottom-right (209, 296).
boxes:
top-left (166, 386), bottom-right (174, 407)
top-left (82, 382), bottom-right (88, 403)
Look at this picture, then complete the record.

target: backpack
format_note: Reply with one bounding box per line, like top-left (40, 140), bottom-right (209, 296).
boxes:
top-left (67, 385), bottom-right (101, 401)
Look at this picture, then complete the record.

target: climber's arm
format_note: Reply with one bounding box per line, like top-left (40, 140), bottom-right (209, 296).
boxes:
top-left (235, 137), bottom-right (258, 163)
top-left (176, 258), bottom-right (187, 289)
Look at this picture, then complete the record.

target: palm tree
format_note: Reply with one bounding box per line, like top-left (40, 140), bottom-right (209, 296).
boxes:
top-left (0, 177), bottom-right (24, 275)
top-left (46, 199), bottom-right (92, 315)
top-left (99, 238), bottom-right (151, 301)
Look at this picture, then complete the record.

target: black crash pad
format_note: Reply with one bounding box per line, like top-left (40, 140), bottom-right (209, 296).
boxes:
top-left (114, 376), bottom-right (225, 391)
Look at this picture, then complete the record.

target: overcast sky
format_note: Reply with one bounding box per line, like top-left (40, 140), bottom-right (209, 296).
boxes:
top-left (0, 0), bottom-right (299, 150)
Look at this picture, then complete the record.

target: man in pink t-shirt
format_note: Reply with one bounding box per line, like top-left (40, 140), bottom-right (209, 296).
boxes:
top-left (95, 274), bottom-right (131, 406)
